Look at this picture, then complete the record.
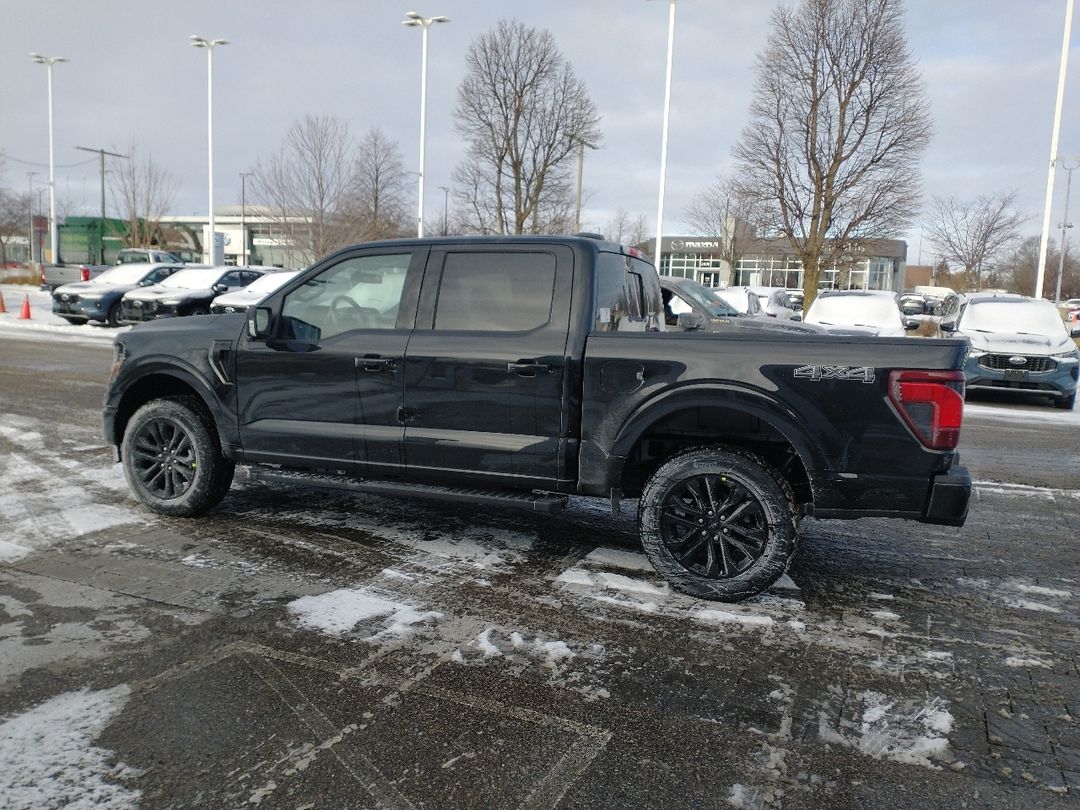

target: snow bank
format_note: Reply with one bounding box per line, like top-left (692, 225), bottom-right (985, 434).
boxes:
top-left (0, 285), bottom-right (126, 345)
top-left (0, 685), bottom-right (140, 809)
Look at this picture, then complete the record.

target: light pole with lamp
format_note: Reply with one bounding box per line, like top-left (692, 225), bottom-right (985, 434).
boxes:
top-left (1054, 157), bottom-right (1080, 303)
top-left (239, 171), bottom-right (254, 266)
top-left (649, 0), bottom-right (677, 269)
top-left (402, 10), bottom-right (449, 238)
top-left (30, 53), bottom-right (67, 265)
top-left (190, 35), bottom-right (229, 264)
top-left (438, 185), bottom-right (450, 235)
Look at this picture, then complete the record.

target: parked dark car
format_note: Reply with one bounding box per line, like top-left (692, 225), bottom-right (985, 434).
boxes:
top-left (661, 277), bottom-right (825, 335)
top-left (104, 236), bottom-right (971, 602)
top-left (52, 263), bottom-right (186, 326)
top-left (120, 267), bottom-right (267, 324)
top-left (944, 293), bottom-right (1080, 409)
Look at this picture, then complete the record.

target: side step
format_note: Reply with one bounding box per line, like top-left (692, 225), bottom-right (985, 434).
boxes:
top-left (246, 466), bottom-right (568, 514)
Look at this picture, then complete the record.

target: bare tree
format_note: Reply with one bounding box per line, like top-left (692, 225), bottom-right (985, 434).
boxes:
top-left (924, 191), bottom-right (1026, 291)
top-left (1000, 234), bottom-right (1078, 299)
top-left (110, 142), bottom-right (177, 249)
top-left (0, 186), bottom-right (30, 267)
top-left (733, 0), bottom-right (931, 308)
top-left (348, 127), bottom-right (409, 241)
top-left (604, 208), bottom-right (650, 247)
top-left (453, 19), bottom-right (602, 235)
top-left (684, 176), bottom-right (764, 282)
top-left (250, 114), bottom-right (357, 264)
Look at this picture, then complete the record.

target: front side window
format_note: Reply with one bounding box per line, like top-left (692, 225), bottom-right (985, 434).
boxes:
top-left (281, 253), bottom-right (412, 341)
top-left (434, 252), bottom-right (555, 332)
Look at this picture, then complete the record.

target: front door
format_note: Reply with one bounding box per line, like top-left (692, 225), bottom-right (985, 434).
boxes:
top-left (235, 248), bottom-right (425, 472)
top-left (402, 245), bottom-right (574, 486)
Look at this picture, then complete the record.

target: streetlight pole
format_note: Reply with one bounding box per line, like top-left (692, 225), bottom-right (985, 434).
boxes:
top-left (191, 35), bottom-right (229, 264)
top-left (26, 172), bottom-right (37, 267)
top-left (650, 0), bottom-right (677, 269)
top-left (75, 146), bottom-right (128, 263)
top-left (240, 171), bottom-right (253, 266)
top-left (1036, 0), bottom-right (1075, 298)
top-left (30, 53), bottom-right (68, 265)
top-left (1054, 158), bottom-right (1080, 303)
top-left (403, 10), bottom-right (449, 238)
top-left (570, 136), bottom-right (598, 234)
top-left (438, 185), bottom-right (450, 235)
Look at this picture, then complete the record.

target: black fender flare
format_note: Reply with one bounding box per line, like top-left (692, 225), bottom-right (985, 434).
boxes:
top-left (609, 382), bottom-right (828, 483)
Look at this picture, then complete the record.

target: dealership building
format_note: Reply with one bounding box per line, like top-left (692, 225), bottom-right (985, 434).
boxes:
top-left (654, 235), bottom-right (908, 291)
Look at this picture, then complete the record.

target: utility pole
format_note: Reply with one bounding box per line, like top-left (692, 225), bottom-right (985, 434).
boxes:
top-left (1054, 159), bottom-right (1080, 303)
top-left (438, 185), bottom-right (450, 235)
top-left (75, 146), bottom-right (127, 263)
top-left (239, 171), bottom-right (253, 266)
top-left (26, 172), bottom-right (37, 267)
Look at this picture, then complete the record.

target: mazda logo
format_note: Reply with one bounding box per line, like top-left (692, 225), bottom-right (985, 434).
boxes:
top-left (1008, 355), bottom-right (1027, 366)
top-left (670, 239), bottom-right (685, 251)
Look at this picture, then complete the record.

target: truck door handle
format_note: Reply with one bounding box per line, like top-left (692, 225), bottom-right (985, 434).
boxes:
top-left (355, 355), bottom-right (396, 373)
top-left (507, 360), bottom-right (551, 376)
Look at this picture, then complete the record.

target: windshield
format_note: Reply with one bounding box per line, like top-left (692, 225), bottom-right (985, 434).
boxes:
top-left (92, 265), bottom-right (159, 285)
top-left (961, 299), bottom-right (1068, 337)
top-left (806, 295), bottom-right (902, 329)
top-left (676, 281), bottom-right (740, 317)
top-left (160, 268), bottom-right (224, 290)
top-left (233, 271), bottom-right (299, 295)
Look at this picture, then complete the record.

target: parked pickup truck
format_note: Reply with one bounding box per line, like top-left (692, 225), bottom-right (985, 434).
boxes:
top-left (103, 236), bottom-right (972, 601)
top-left (39, 262), bottom-right (111, 292)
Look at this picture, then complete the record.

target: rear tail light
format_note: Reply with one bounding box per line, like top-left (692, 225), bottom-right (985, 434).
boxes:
top-left (888, 370), bottom-right (965, 450)
top-left (40, 265), bottom-right (46, 283)
top-left (80, 266), bottom-right (90, 282)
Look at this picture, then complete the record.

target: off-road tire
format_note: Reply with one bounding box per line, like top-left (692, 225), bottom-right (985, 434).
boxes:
top-left (639, 446), bottom-right (798, 601)
top-left (121, 397), bottom-right (234, 517)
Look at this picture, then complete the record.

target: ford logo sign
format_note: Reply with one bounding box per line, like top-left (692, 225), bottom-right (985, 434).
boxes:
top-left (1008, 355), bottom-right (1027, 366)
top-left (61, 294), bottom-right (69, 301)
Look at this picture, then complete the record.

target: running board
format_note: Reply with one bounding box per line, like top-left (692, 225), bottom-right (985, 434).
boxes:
top-left (246, 466), bottom-right (568, 513)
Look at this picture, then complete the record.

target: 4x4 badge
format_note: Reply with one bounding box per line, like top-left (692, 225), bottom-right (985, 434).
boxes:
top-left (794, 365), bottom-right (875, 383)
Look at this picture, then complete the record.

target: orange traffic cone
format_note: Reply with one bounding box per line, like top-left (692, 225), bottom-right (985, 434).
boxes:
top-left (0, 290), bottom-right (6, 313)
top-left (17, 294), bottom-right (31, 320)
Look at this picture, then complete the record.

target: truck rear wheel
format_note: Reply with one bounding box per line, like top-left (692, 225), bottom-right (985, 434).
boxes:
top-left (638, 446), bottom-right (797, 601)
top-left (121, 397), bottom-right (234, 517)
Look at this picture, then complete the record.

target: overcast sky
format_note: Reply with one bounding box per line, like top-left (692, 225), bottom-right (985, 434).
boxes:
top-left (3, 0), bottom-right (1079, 260)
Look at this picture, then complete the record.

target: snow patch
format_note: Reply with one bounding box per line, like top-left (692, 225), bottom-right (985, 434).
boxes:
top-left (696, 609), bottom-right (775, 628)
top-left (582, 547), bottom-right (654, 572)
top-left (1009, 583), bottom-right (1071, 599)
top-left (818, 691), bottom-right (954, 770)
top-left (475, 628), bottom-right (502, 658)
top-left (287, 587), bottom-right (441, 637)
top-left (871, 610), bottom-right (900, 622)
top-left (0, 539), bottom-right (33, 563)
top-left (1004, 599), bottom-right (1061, 614)
top-left (0, 685), bottom-right (140, 809)
top-left (868, 592), bottom-right (895, 601)
top-left (1004, 656), bottom-right (1051, 669)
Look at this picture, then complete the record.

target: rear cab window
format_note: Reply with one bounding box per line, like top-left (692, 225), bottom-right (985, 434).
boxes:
top-left (593, 252), bottom-right (663, 332)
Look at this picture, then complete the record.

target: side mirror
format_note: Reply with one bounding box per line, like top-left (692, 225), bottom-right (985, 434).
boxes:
top-left (940, 319), bottom-right (957, 333)
top-left (676, 312), bottom-right (705, 331)
top-left (790, 312), bottom-right (803, 322)
top-left (212, 283), bottom-right (229, 294)
top-left (248, 306), bottom-right (272, 338)
top-left (139, 278), bottom-right (154, 286)
top-left (904, 318), bottom-right (920, 331)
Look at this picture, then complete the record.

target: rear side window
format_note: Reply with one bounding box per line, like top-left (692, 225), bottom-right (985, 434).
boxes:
top-left (434, 252), bottom-right (556, 332)
top-left (594, 253), bottom-right (661, 332)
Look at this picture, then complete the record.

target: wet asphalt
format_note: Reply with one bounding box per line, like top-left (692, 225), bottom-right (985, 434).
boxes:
top-left (1, 336), bottom-right (1078, 809)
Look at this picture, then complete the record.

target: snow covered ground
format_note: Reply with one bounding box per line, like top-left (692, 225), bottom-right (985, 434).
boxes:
top-left (0, 284), bottom-right (125, 345)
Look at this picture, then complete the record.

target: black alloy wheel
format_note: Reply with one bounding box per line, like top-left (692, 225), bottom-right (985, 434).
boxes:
top-left (639, 446), bottom-right (797, 601)
top-left (129, 417), bottom-right (197, 500)
top-left (659, 474), bottom-right (768, 579)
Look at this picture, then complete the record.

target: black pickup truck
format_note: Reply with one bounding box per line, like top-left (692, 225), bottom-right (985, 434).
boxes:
top-left (103, 236), bottom-right (971, 601)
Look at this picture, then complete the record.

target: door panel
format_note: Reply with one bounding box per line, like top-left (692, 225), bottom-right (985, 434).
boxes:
top-left (235, 249), bottom-right (424, 471)
top-left (402, 246), bottom-right (573, 484)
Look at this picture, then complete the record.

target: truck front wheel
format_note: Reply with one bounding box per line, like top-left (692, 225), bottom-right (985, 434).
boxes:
top-left (121, 397), bottom-right (234, 517)
top-left (638, 446), bottom-right (797, 601)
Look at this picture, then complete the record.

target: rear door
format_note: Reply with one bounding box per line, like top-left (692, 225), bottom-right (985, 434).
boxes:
top-left (235, 247), bottom-right (425, 471)
top-left (401, 245), bottom-right (574, 486)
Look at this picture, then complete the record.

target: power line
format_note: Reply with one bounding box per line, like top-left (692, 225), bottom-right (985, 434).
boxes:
top-left (0, 152), bottom-right (98, 170)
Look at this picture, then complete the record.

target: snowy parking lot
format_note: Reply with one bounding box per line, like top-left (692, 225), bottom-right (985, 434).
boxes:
top-left (1, 291), bottom-right (1079, 808)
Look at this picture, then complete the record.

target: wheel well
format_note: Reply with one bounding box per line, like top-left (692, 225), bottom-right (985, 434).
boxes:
top-left (114, 374), bottom-right (212, 448)
top-left (621, 406), bottom-right (812, 506)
